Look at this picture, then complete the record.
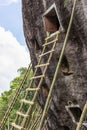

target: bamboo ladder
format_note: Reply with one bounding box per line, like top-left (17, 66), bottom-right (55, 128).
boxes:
top-left (38, 0), bottom-right (78, 129)
top-left (11, 31), bottom-right (60, 130)
top-left (0, 63), bottom-right (32, 130)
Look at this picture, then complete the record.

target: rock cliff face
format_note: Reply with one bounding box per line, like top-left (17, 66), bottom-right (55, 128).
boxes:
top-left (22, 0), bottom-right (87, 130)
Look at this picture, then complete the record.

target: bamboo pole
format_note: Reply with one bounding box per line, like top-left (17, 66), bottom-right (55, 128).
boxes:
top-left (38, 0), bottom-right (77, 130)
top-left (76, 102), bottom-right (87, 130)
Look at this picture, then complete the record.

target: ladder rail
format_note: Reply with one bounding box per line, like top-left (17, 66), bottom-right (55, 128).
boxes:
top-left (31, 99), bottom-right (51, 130)
top-left (27, 103), bottom-right (39, 129)
top-left (28, 105), bottom-right (42, 129)
top-left (31, 114), bottom-right (42, 130)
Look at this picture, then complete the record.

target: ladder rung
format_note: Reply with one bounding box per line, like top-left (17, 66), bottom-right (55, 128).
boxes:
top-left (45, 31), bottom-right (60, 40)
top-left (17, 111), bottom-right (29, 118)
top-left (26, 87), bottom-right (40, 91)
top-left (12, 123), bottom-right (24, 130)
top-left (43, 39), bottom-right (58, 46)
top-left (31, 75), bottom-right (45, 79)
top-left (35, 63), bottom-right (49, 68)
top-left (21, 99), bottom-right (34, 105)
top-left (39, 49), bottom-right (54, 57)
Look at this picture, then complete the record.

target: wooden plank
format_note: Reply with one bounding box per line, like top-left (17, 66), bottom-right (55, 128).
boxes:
top-left (21, 99), bottom-right (34, 105)
top-left (45, 31), bottom-right (60, 40)
top-left (17, 111), bottom-right (29, 118)
top-left (39, 49), bottom-right (54, 57)
top-left (43, 39), bottom-right (58, 47)
top-left (12, 123), bottom-right (24, 130)
top-left (31, 75), bottom-right (45, 79)
top-left (35, 63), bottom-right (49, 68)
top-left (26, 87), bottom-right (40, 91)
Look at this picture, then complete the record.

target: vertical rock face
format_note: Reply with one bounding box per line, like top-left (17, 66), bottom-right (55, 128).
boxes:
top-left (22, 0), bottom-right (87, 129)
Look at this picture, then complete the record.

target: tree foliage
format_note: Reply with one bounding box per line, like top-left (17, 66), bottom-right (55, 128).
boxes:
top-left (0, 67), bottom-right (33, 128)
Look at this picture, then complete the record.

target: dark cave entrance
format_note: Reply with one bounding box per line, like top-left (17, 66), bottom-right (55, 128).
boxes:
top-left (61, 126), bottom-right (70, 130)
top-left (61, 55), bottom-right (73, 76)
top-left (43, 4), bottom-right (60, 34)
top-left (69, 107), bottom-right (82, 122)
top-left (66, 103), bottom-right (87, 127)
top-left (65, 104), bottom-right (82, 123)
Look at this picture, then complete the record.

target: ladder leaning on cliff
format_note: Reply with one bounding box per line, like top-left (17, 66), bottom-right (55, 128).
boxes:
top-left (38, 0), bottom-right (78, 129)
top-left (0, 63), bottom-right (32, 130)
top-left (11, 30), bottom-right (60, 130)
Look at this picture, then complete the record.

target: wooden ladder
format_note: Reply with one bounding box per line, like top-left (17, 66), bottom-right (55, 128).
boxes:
top-left (11, 31), bottom-right (60, 130)
top-left (0, 63), bottom-right (32, 130)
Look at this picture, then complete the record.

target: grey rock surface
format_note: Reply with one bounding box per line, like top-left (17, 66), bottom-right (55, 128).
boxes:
top-left (22, 0), bottom-right (87, 129)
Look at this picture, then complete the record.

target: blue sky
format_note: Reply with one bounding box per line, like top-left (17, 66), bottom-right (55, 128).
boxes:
top-left (0, 0), bottom-right (25, 45)
top-left (0, 0), bottom-right (30, 95)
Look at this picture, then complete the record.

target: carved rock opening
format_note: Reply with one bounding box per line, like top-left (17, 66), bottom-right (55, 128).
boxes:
top-left (69, 107), bottom-right (82, 122)
top-left (66, 103), bottom-right (87, 128)
top-left (35, 38), bottom-right (41, 50)
top-left (61, 126), bottom-right (70, 130)
top-left (61, 55), bottom-right (73, 76)
top-left (30, 37), bottom-right (41, 51)
top-left (43, 4), bottom-right (60, 33)
top-left (65, 104), bottom-right (82, 123)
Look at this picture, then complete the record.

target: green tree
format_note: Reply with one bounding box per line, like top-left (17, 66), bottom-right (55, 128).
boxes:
top-left (0, 67), bottom-right (33, 128)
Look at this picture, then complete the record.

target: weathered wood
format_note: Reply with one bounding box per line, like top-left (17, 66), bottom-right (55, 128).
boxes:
top-left (17, 111), bottom-right (29, 118)
top-left (39, 49), bottom-right (54, 57)
top-left (21, 99), bottom-right (34, 105)
top-left (45, 31), bottom-right (60, 40)
top-left (43, 39), bottom-right (58, 46)
top-left (26, 87), bottom-right (40, 91)
top-left (35, 63), bottom-right (49, 68)
top-left (30, 75), bottom-right (45, 79)
top-left (12, 123), bottom-right (24, 130)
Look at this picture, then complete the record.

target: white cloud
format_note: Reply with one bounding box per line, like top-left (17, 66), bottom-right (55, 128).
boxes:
top-left (0, 0), bottom-right (19, 6)
top-left (0, 26), bottom-right (30, 95)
